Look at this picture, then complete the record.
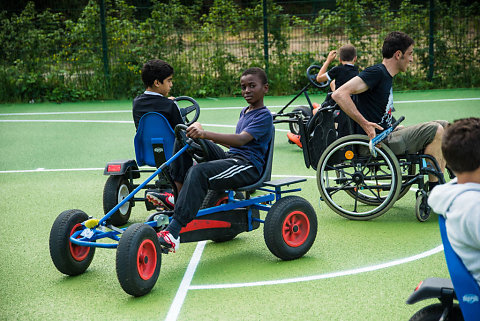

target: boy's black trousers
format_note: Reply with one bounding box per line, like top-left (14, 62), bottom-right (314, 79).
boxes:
top-left (171, 140), bottom-right (260, 227)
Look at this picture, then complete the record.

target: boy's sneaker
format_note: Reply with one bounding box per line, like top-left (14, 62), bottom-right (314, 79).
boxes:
top-left (157, 230), bottom-right (180, 253)
top-left (146, 192), bottom-right (175, 210)
top-left (287, 132), bottom-right (302, 148)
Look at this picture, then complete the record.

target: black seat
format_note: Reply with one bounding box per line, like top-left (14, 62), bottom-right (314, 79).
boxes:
top-left (237, 126), bottom-right (275, 192)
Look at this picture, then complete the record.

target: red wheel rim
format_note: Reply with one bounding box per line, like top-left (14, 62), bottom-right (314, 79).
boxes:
top-left (282, 211), bottom-right (310, 247)
top-left (137, 239), bottom-right (157, 280)
top-left (69, 223), bottom-right (90, 261)
top-left (215, 196), bottom-right (228, 206)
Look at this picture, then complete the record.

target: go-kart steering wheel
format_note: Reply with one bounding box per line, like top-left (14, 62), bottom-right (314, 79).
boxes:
top-left (174, 124), bottom-right (209, 163)
top-left (174, 96), bottom-right (200, 126)
top-left (306, 65), bottom-right (330, 89)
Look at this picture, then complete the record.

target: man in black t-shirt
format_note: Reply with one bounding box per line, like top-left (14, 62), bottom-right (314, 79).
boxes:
top-left (332, 31), bottom-right (448, 191)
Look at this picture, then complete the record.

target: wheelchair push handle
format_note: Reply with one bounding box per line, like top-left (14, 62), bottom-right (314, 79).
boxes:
top-left (369, 116), bottom-right (405, 157)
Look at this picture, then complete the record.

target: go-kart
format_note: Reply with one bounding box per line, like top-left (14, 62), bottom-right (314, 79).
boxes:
top-left (406, 215), bottom-right (480, 320)
top-left (49, 97), bottom-right (318, 297)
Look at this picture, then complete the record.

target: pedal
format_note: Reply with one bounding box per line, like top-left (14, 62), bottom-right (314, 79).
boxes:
top-left (160, 246), bottom-right (170, 254)
top-left (154, 214), bottom-right (170, 230)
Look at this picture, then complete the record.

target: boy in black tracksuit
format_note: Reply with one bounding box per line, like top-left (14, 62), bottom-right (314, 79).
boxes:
top-left (132, 59), bottom-right (191, 209)
top-left (316, 44), bottom-right (358, 139)
top-left (287, 45), bottom-right (358, 147)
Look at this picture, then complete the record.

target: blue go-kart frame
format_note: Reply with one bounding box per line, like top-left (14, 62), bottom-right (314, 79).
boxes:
top-left (49, 98), bottom-right (317, 297)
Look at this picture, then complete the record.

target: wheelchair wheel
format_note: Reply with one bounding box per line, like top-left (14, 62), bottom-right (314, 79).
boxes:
top-left (316, 135), bottom-right (402, 220)
top-left (342, 160), bottom-right (414, 205)
top-left (264, 196), bottom-right (317, 260)
top-left (116, 223), bottom-right (161, 297)
top-left (415, 192), bottom-right (431, 222)
top-left (289, 106), bottom-right (312, 135)
top-left (103, 175), bottom-right (133, 226)
top-left (49, 209), bottom-right (95, 276)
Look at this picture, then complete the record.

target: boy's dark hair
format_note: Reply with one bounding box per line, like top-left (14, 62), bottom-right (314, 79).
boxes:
top-left (382, 31), bottom-right (414, 58)
top-left (339, 44), bottom-right (356, 62)
top-left (241, 67), bottom-right (268, 85)
top-left (141, 59), bottom-right (174, 88)
top-left (442, 117), bottom-right (480, 173)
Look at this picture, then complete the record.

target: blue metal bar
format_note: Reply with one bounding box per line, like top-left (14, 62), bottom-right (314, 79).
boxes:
top-left (194, 193), bottom-right (275, 217)
top-left (98, 144), bottom-right (190, 226)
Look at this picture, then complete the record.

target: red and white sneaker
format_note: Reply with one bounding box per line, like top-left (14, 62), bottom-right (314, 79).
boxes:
top-left (157, 230), bottom-right (180, 253)
top-left (146, 192), bottom-right (175, 210)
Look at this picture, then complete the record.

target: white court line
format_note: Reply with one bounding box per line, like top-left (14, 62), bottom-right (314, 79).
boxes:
top-left (189, 245), bottom-right (444, 290)
top-left (165, 241), bottom-right (206, 321)
top-left (0, 164), bottom-right (438, 320)
top-left (0, 97), bottom-right (478, 117)
top-left (0, 119), bottom-right (133, 124)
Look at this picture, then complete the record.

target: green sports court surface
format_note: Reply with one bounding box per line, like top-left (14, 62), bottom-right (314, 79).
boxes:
top-left (1, 88), bottom-right (479, 320)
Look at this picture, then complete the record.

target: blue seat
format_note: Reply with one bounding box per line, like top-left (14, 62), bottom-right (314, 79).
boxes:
top-left (439, 215), bottom-right (480, 320)
top-left (134, 112), bottom-right (176, 167)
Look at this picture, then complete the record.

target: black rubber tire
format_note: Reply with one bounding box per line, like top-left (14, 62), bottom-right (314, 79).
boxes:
top-left (200, 190), bottom-right (245, 243)
top-left (415, 193), bottom-right (431, 222)
top-left (409, 303), bottom-right (463, 321)
top-left (289, 106), bottom-right (312, 135)
top-left (103, 175), bottom-right (132, 226)
top-left (316, 135), bottom-right (402, 220)
top-left (49, 209), bottom-right (95, 276)
top-left (116, 223), bottom-right (161, 297)
top-left (264, 196), bottom-right (317, 260)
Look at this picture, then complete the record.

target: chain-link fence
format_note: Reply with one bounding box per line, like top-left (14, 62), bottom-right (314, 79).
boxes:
top-left (0, 0), bottom-right (478, 102)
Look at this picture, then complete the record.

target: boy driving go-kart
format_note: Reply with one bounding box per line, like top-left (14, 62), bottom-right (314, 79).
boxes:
top-left (152, 67), bottom-right (273, 252)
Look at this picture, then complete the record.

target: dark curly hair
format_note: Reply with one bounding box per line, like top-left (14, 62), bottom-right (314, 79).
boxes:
top-left (442, 117), bottom-right (480, 173)
top-left (141, 59), bottom-right (174, 88)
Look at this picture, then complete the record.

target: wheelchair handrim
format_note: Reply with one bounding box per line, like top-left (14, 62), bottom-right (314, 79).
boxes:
top-left (319, 140), bottom-right (400, 217)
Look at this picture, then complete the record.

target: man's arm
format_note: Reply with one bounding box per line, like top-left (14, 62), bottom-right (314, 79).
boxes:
top-left (186, 122), bottom-right (253, 147)
top-left (331, 76), bottom-right (383, 139)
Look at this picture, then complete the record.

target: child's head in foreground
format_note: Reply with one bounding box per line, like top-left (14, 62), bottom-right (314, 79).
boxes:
top-left (442, 117), bottom-right (480, 175)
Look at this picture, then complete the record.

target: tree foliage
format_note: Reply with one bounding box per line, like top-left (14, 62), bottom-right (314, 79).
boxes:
top-left (0, 0), bottom-right (478, 103)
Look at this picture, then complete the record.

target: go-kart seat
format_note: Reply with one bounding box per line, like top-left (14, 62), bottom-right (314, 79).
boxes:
top-left (236, 126), bottom-right (275, 192)
top-left (439, 215), bottom-right (480, 320)
top-left (134, 112), bottom-right (176, 167)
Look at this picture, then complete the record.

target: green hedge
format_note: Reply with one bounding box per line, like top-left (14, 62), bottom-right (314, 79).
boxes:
top-left (0, 0), bottom-right (478, 103)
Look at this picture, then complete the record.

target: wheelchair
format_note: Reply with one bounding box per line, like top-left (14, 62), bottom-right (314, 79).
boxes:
top-left (406, 215), bottom-right (480, 321)
top-left (49, 97), bottom-right (317, 296)
top-left (274, 65), bottom-right (448, 221)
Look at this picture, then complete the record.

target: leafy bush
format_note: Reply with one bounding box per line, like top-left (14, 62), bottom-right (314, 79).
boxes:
top-left (0, 0), bottom-right (478, 103)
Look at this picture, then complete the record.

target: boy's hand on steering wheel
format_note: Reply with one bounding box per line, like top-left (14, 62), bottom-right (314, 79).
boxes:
top-left (186, 122), bottom-right (205, 139)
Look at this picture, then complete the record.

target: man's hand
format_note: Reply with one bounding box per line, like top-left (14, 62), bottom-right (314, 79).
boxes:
top-left (362, 121), bottom-right (384, 140)
top-left (186, 122), bottom-right (205, 139)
